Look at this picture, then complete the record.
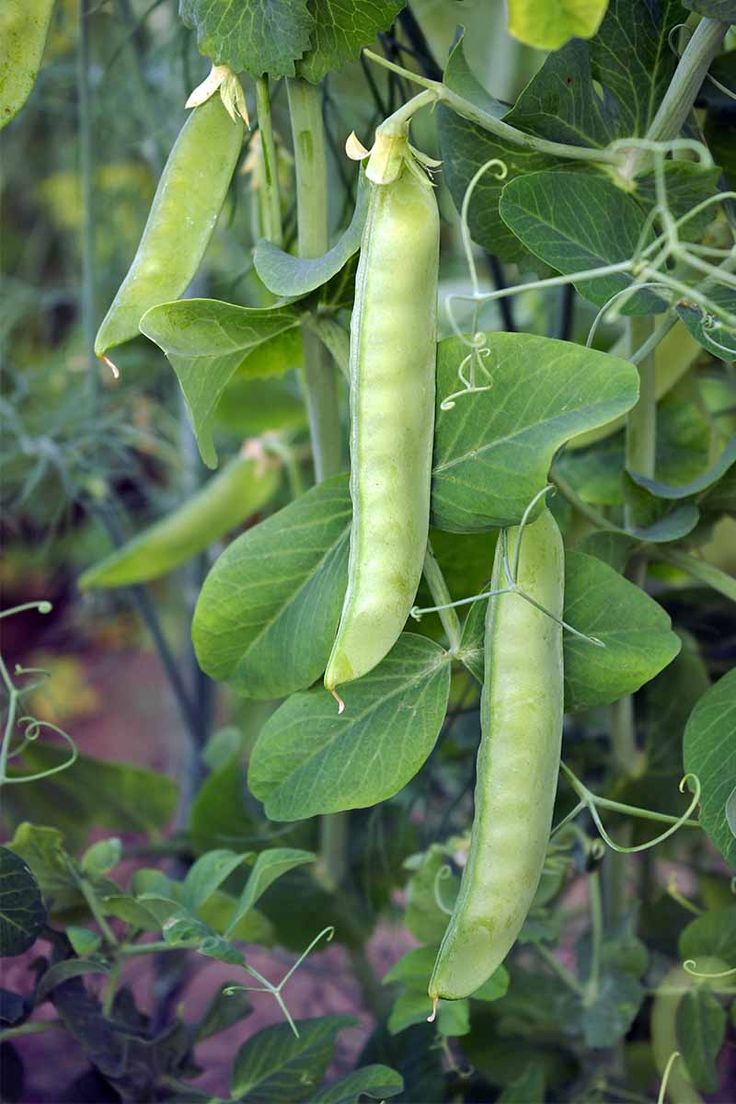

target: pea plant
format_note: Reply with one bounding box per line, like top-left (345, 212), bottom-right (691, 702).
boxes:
top-left (1, 0), bottom-right (735, 1101)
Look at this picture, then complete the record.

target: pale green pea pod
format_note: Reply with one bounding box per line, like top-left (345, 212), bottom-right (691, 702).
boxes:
top-left (323, 133), bottom-right (439, 701)
top-left (429, 507), bottom-right (564, 1001)
top-left (79, 444), bottom-right (280, 589)
top-left (95, 96), bottom-right (243, 360)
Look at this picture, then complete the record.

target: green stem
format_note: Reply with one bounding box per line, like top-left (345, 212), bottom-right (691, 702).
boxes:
top-left (118, 939), bottom-right (195, 957)
top-left (653, 546), bottom-right (736, 603)
top-left (422, 542), bottom-right (462, 652)
top-left (255, 76), bottom-right (283, 247)
top-left (646, 19), bottom-right (729, 143)
top-left (287, 79), bottom-right (345, 884)
top-left (287, 78), bottom-right (342, 483)
top-left (0, 1020), bottom-right (64, 1043)
top-left (626, 316), bottom-right (657, 482)
top-left (535, 943), bottom-right (585, 997)
top-left (585, 870), bottom-right (604, 1004)
top-left (79, 879), bottom-right (119, 948)
top-left (77, 0), bottom-right (97, 397)
top-left (610, 695), bottom-right (643, 779)
top-left (362, 49), bottom-right (620, 166)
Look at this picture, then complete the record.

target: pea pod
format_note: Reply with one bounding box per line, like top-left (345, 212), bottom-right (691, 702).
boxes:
top-left (429, 507), bottom-right (564, 1001)
top-left (79, 447), bottom-right (280, 589)
top-left (95, 96), bottom-right (243, 359)
top-left (0, 0), bottom-right (54, 131)
top-left (323, 135), bottom-right (439, 698)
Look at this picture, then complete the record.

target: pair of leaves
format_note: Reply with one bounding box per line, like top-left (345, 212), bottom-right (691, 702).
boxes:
top-left (180, 0), bottom-right (403, 84)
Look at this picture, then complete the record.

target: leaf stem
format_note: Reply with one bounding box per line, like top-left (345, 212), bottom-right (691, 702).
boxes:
top-left (652, 546), bottom-right (736, 603)
top-left (422, 542), bottom-right (462, 653)
top-left (362, 49), bottom-right (621, 166)
top-left (535, 942), bottom-right (586, 997)
top-left (0, 1020), bottom-right (64, 1043)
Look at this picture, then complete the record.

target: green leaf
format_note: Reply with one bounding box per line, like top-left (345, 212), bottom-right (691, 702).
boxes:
top-left (461, 549), bottom-right (681, 711)
top-left (684, 671), bottom-right (736, 868)
top-left (254, 171), bottom-right (368, 298)
top-left (676, 986), bottom-right (727, 1092)
top-left (0, 0), bottom-right (55, 131)
top-left (499, 171), bottom-right (663, 313)
top-left (438, 0), bottom-right (683, 258)
top-left (498, 1064), bottom-right (546, 1103)
top-left (189, 753), bottom-right (260, 853)
top-left (81, 838), bottom-right (122, 878)
top-left (581, 971), bottom-right (644, 1047)
top-left (230, 1016), bottom-right (357, 1101)
top-left (507, 0), bottom-right (609, 49)
top-left (226, 848), bottom-right (315, 935)
top-left (214, 377), bottom-right (307, 438)
top-left (443, 29), bottom-right (506, 116)
top-left (193, 474), bottom-right (350, 700)
top-left (562, 551), bottom-right (681, 711)
top-left (0, 846), bottom-right (46, 956)
top-left (195, 981), bottom-right (252, 1042)
top-left (249, 635), bottom-right (451, 820)
top-left (404, 844), bottom-right (460, 944)
top-left (198, 891), bottom-right (274, 944)
top-left (644, 631), bottom-right (710, 776)
top-left (181, 850), bottom-right (253, 912)
top-left (66, 926), bottom-right (102, 956)
top-left (297, 0), bottom-right (404, 83)
top-left (179, 0), bottom-right (314, 80)
top-left (140, 299), bottom-right (302, 468)
top-left (628, 438), bottom-right (736, 500)
top-left (431, 333), bottom-right (638, 531)
top-left (5, 748), bottom-right (178, 848)
top-left (36, 959), bottom-right (111, 1003)
top-left (102, 893), bottom-right (164, 931)
top-left (163, 910), bottom-right (245, 965)
top-left (310, 1065), bottom-right (404, 1104)
top-left (676, 287), bottom-right (736, 362)
top-left (679, 907), bottom-right (736, 966)
top-left (7, 823), bottom-right (80, 912)
top-left (79, 455), bottom-right (281, 588)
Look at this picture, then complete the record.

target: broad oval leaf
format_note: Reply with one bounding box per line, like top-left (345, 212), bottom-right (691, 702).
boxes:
top-left (499, 171), bottom-right (664, 313)
top-left (192, 474), bottom-right (350, 700)
top-left (140, 299), bottom-right (302, 468)
top-left (254, 171), bottom-right (368, 298)
top-left (431, 333), bottom-right (639, 531)
top-left (684, 670), bottom-right (736, 868)
top-left (231, 1015), bottom-right (357, 1102)
top-left (225, 848), bottom-right (315, 935)
top-left (36, 959), bottom-right (111, 1003)
top-left (248, 634), bottom-right (452, 821)
top-left (459, 550), bottom-right (681, 712)
top-left (627, 437), bottom-right (736, 500)
top-left (0, 846), bottom-right (46, 956)
top-left (179, 0), bottom-right (314, 80)
top-left (562, 551), bottom-right (680, 711)
top-left (676, 986), bottom-right (727, 1093)
top-left (181, 849), bottom-right (253, 912)
top-left (297, 0), bottom-right (404, 83)
top-left (310, 1065), bottom-right (404, 1104)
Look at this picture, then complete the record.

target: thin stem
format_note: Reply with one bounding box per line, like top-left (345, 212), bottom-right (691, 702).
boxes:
top-left (286, 78), bottom-right (342, 482)
top-left (256, 77), bottom-right (283, 246)
top-left (653, 546), bottom-right (736, 603)
top-left (79, 879), bottom-right (119, 948)
top-left (422, 542), bottom-right (462, 652)
top-left (585, 870), bottom-right (604, 1004)
top-left (363, 49), bottom-right (621, 166)
top-left (0, 1020), bottom-right (64, 1043)
top-left (78, 0), bottom-right (98, 398)
top-left (610, 695), bottom-right (642, 779)
top-left (119, 939), bottom-right (196, 956)
top-left (535, 943), bottom-right (586, 997)
top-left (626, 315), bottom-right (657, 482)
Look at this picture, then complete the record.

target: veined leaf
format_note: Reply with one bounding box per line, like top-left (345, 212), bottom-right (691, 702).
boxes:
top-left (684, 671), bottom-right (736, 868)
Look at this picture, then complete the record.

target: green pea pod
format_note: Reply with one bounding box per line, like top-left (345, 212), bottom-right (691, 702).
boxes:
top-left (323, 136), bottom-right (439, 698)
top-left (94, 96), bottom-right (243, 359)
top-left (429, 507), bottom-right (564, 1001)
top-left (0, 0), bottom-right (55, 130)
top-left (79, 448), bottom-right (280, 589)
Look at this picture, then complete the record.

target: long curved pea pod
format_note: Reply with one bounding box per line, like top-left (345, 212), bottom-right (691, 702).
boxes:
top-left (94, 96), bottom-right (243, 359)
top-left (429, 507), bottom-right (564, 1001)
top-left (0, 0), bottom-right (54, 131)
top-left (323, 138), bottom-right (439, 698)
top-left (79, 446), bottom-right (280, 589)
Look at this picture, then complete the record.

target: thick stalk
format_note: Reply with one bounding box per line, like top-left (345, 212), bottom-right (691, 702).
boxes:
top-left (287, 78), bottom-right (342, 482)
top-left (626, 316), bottom-right (657, 484)
top-left (287, 78), bottom-right (344, 882)
top-left (646, 19), bottom-right (729, 143)
top-left (255, 77), bottom-right (283, 246)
